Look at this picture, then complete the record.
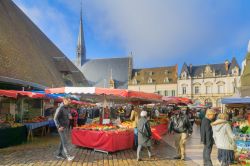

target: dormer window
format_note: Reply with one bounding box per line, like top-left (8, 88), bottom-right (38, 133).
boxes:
top-left (232, 67), bottom-right (239, 76)
top-left (181, 72), bottom-right (187, 79)
top-left (148, 77), bottom-right (153, 83)
top-left (164, 77), bottom-right (169, 83)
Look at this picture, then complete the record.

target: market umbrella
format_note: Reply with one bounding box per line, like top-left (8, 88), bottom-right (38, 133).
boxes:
top-left (45, 87), bottom-right (127, 102)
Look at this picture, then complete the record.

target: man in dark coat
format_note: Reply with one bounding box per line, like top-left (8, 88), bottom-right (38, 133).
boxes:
top-left (54, 96), bottom-right (75, 161)
top-left (200, 109), bottom-right (216, 166)
top-left (168, 108), bottom-right (193, 160)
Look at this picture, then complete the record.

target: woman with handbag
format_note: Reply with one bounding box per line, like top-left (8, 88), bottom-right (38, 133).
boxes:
top-left (137, 110), bottom-right (152, 161)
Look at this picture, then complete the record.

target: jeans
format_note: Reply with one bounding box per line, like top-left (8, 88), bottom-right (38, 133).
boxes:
top-left (58, 129), bottom-right (70, 157)
top-left (137, 145), bottom-right (151, 159)
top-left (134, 128), bottom-right (138, 147)
top-left (203, 144), bottom-right (213, 166)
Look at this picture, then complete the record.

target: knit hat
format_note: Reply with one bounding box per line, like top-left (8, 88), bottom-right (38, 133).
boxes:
top-left (140, 111), bottom-right (147, 117)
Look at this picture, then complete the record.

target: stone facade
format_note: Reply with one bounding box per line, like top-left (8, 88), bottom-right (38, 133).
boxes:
top-left (178, 58), bottom-right (241, 107)
top-left (128, 65), bottom-right (178, 96)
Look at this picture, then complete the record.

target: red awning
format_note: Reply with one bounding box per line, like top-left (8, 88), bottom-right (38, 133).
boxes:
top-left (0, 90), bottom-right (18, 98)
top-left (0, 90), bottom-right (44, 99)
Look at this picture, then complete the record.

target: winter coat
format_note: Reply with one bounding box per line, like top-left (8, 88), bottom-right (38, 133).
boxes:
top-left (137, 117), bottom-right (152, 147)
top-left (211, 119), bottom-right (235, 150)
top-left (168, 114), bottom-right (193, 134)
top-left (54, 103), bottom-right (70, 128)
top-left (200, 117), bottom-right (214, 146)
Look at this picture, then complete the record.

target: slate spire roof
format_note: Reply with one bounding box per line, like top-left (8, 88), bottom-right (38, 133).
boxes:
top-left (76, 0), bottom-right (86, 66)
top-left (180, 63), bottom-right (190, 75)
top-left (229, 57), bottom-right (240, 72)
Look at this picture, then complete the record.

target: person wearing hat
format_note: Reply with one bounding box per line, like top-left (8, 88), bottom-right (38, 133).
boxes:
top-left (200, 109), bottom-right (216, 166)
top-left (168, 107), bottom-right (193, 160)
top-left (54, 96), bottom-right (75, 161)
top-left (137, 110), bottom-right (152, 161)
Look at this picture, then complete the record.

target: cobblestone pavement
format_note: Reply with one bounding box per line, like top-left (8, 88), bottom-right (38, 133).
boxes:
top-left (0, 132), bottom-right (198, 166)
top-left (0, 125), bottom-right (241, 166)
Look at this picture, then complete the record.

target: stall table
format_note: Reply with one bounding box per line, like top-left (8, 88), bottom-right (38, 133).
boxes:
top-left (0, 126), bottom-right (27, 148)
top-left (72, 128), bottom-right (134, 153)
top-left (24, 121), bottom-right (49, 141)
top-left (46, 119), bottom-right (56, 134)
top-left (72, 123), bottom-right (168, 153)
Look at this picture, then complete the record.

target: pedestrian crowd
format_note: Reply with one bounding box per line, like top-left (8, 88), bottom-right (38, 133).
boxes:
top-left (53, 96), bottom-right (245, 165)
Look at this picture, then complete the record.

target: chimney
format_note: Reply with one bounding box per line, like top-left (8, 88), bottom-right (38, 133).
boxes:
top-left (189, 64), bottom-right (192, 74)
top-left (225, 60), bottom-right (229, 72)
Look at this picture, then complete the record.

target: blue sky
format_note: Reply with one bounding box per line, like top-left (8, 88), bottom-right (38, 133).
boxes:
top-left (13, 0), bottom-right (250, 70)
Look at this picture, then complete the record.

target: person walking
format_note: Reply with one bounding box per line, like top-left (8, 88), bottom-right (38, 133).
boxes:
top-left (212, 113), bottom-right (235, 166)
top-left (130, 105), bottom-right (141, 150)
top-left (200, 109), bottom-right (216, 166)
top-left (54, 96), bottom-right (75, 161)
top-left (168, 108), bottom-right (193, 160)
top-left (137, 110), bottom-right (152, 161)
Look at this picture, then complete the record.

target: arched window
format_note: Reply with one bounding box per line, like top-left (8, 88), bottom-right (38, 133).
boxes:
top-left (216, 81), bottom-right (225, 94)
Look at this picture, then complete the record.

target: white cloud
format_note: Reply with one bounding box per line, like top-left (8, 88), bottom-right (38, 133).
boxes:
top-left (13, 0), bottom-right (250, 68)
top-left (85, 0), bottom-right (249, 67)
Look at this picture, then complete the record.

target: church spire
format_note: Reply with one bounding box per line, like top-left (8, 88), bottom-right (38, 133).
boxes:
top-left (76, 0), bottom-right (86, 66)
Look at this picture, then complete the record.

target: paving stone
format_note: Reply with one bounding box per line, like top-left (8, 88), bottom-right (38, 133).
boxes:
top-left (0, 129), bottom-right (226, 166)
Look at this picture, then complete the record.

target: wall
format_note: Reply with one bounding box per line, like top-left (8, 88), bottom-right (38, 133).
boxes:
top-left (128, 83), bottom-right (177, 96)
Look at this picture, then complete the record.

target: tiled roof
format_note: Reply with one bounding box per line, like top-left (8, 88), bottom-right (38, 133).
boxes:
top-left (79, 57), bottom-right (130, 89)
top-left (0, 1), bottom-right (88, 88)
top-left (129, 65), bottom-right (178, 85)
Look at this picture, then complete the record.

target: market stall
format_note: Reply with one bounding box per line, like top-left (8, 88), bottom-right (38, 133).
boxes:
top-left (0, 90), bottom-right (51, 142)
top-left (46, 87), bottom-right (166, 152)
top-left (221, 97), bottom-right (250, 165)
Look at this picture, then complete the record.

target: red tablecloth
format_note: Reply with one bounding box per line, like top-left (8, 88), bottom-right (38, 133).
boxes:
top-left (72, 128), bottom-right (134, 152)
top-left (151, 123), bottom-right (168, 141)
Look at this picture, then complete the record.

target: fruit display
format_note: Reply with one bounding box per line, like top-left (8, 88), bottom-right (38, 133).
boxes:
top-left (150, 117), bottom-right (168, 127)
top-left (92, 117), bottom-right (100, 123)
top-left (233, 120), bottom-right (250, 165)
top-left (0, 121), bottom-right (23, 129)
top-left (76, 124), bottom-right (118, 131)
top-left (23, 116), bottom-right (47, 123)
top-left (119, 121), bottom-right (133, 129)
